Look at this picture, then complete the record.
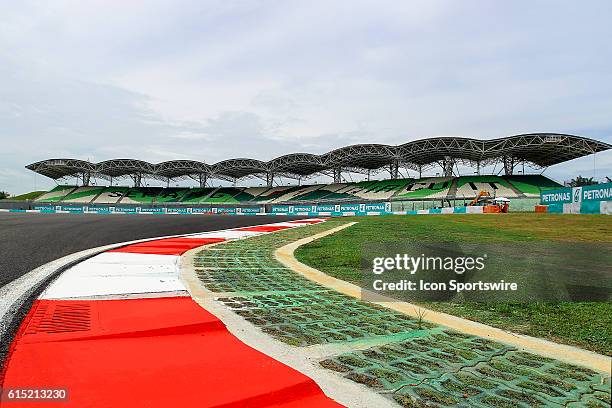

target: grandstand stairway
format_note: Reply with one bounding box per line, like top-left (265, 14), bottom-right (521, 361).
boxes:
top-left (505, 179), bottom-right (527, 198)
top-left (446, 178), bottom-right (458, 199)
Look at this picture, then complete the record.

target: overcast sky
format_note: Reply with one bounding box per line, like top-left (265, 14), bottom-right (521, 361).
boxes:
top-left (1, 0), bottom-right (611, 194)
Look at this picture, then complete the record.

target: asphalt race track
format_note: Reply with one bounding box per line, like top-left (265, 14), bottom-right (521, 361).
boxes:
top-left (0, 212), bottom-right (305, 288)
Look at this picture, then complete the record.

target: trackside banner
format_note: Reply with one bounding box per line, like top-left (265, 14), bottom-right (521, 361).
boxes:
top-left (166, 207), bottom-right (192, 214)
top-left (540, 189), bottom-right (572, 205)
top-left (270, 202), bottom-right (392, 216)
top-left (236, 207), bottom-right (262, 215)
top-left (213, 207), bottom-right (237, 215)
top-left (541, 182), bottom-right (612, 214)
top-left (32, 205), bottom-right (55, 212)
top-left (60, 205), bottom-right (84, 212)
top-left (139, 207), bottom-right (165, 214)
top-left (191, 208), bottom-right (212, 214)
top-left (27, 205), bottom-right (265, 215)
top-left (115, 207), bottom-right (137, 214)
top-left (23, 202), bottom-right (497, 216)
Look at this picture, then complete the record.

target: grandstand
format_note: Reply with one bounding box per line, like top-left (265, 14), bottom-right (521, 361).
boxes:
top-left (31, 175), bottom-right (562, 205)
top-left (25, 133), bottom-right (610, 206)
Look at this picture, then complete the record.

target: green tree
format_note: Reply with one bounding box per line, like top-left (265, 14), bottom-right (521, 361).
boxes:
top-left (567, 176), bottom-right (598, 187)
top-left (0, 191), bottom-right (9, 199)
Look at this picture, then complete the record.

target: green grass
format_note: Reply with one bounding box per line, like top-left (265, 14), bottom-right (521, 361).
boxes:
top-left (1, 191), bottom-right (45, 200)
top-left (295, 214), bottom-right (612, 355)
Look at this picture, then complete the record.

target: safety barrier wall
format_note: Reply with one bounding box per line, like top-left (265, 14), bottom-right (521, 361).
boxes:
top-left (22, 204), bottom-right (267, 215)
top-left (0, 201), bottom-right (496, 216)
top-left (540, 182), bottom-right (612, 215)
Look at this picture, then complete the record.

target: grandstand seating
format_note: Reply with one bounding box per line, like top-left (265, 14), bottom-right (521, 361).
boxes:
top-left (116, 187), bottom-right (192, 204)
top-left (249, 186), bottom-right (300, 203)
top-left (61, 186), bottom-right (106, 203)
top-left (120, 187), bottom-right (164, 204)
top-left (505, 175), bottom-right (561, 197)
top-left (340, 179), bottom-right (412, 200)
top-left (284, 180), bottom-right (409, 202)
top-left (35, 185), bottom-right (77, 202)
top-left (395, 177), bottom-right (453, 199)
top-left (288, 183), bottom-right (349, 201)
top-left (199, 188), bottom-right (249, 204)
top-left (92, 186), bottom-right (130, 204)
top-left (179, 188), bottom-right (217, 203)
top-left (156, 188), bottom-right (191, 203)
top-left (235, 187), bottom-right (268, 201)
top-left (454, 176), bottom-right (518, 199)
top-left (35, 175), bottom-right (561, 205)
top-left (269, 185), bottom-right (322, 203)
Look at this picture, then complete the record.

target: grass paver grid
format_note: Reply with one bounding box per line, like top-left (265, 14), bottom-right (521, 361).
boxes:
top-left (216, 291), bottom-right (428, 345)
top-left (192, 220), bottom-right (611, 407)
top-left (330, 340), bottom-right (607, 407)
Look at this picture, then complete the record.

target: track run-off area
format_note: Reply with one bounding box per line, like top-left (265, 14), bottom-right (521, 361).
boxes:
top-left (0, 214), bottom-right (610, 407)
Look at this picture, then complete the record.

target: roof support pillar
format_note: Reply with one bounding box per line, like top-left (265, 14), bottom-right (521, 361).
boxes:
top-left (476, 161), bottom-right (481, 175)
top-left (333, 168), bottom-right (342, 183)
top-left (130, 173), bottom-right (142, 187)
top-left (390, 161), bottom-right (399, 179)
top-left (440, 156), bottom-right (455, 177)
top-left (198, 173), bottom-right (207, 188)
top-left (266, 172), bottom-right (274, 187)
top-left (418, 165), bottom-right (422, 179)
top-left (503, 156), bottom-right (515, 175)
top-left (81, 172), bottom-right (90, 186)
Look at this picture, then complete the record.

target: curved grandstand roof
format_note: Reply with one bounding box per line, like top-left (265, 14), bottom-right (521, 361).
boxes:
top-left (211, 158), bottom-right (267, 179)
top-left (97, 159), bottom-right (157, 178)
top-left (399, 137), bottom-right (486, 165)
top-left (156, 160), bottom-right (210, 179)
top-left (26, 158), bottom-right (97, 179)
top-left (323, 144), bottom-right (398, 170)
top-left (267, 153), bottom-right (325, 176)
top-left (26, 133), bottom-right (610, 181)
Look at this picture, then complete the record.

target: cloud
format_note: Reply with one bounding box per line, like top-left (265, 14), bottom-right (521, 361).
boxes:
top-left (0, 1), bottom-right (611, 194)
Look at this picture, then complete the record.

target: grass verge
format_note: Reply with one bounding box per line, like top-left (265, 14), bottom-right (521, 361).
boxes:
top-left (295, 214), bottom-right (612, 355)
top-left (2, 191), bottom-right (45, 201)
